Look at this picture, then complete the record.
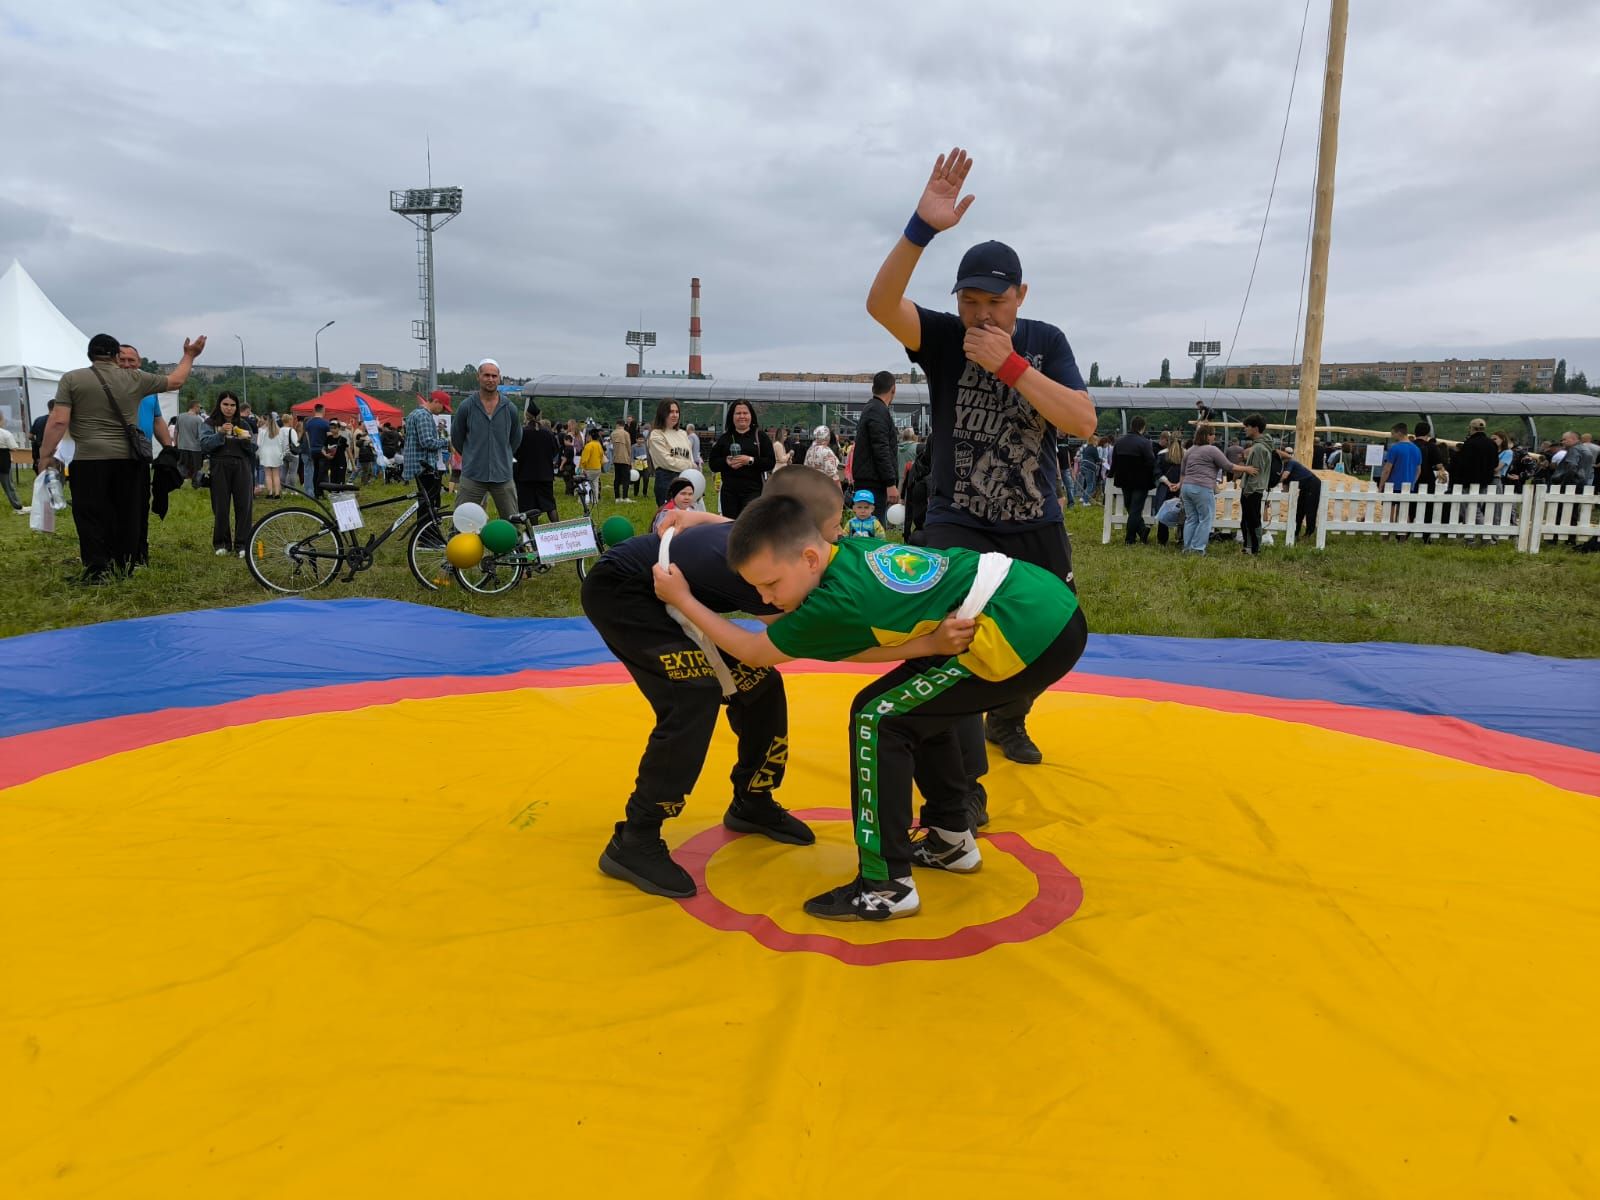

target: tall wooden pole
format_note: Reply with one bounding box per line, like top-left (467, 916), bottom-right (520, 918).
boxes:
top-left (1295, 0), bottom-right (1349, 463)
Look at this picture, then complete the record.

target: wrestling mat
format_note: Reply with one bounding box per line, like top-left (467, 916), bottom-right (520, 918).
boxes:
top-left (3, 599), bottom-right (1597, 1198)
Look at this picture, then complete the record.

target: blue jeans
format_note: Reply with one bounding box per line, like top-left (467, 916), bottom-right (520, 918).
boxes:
top-left (299, 454), bottom-right (315, 494)
top-left (1076, 464), bottom-right (1098, 502)
top-left (1180, 483), bottom-right (1215, 553)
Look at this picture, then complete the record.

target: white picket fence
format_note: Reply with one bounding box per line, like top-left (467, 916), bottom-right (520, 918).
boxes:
top-left (1102, 484), bottom-right (1301, 547)
top-left (1528, 484), bottom-right (1600, 552)
top-left (1101, 481), bottom-right (1599, 553)
top-left (1313, 482), bottom-right (1532, 549)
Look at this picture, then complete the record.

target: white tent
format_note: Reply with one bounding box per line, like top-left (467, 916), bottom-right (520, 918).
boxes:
top-left (0, 260), bottom-right (91, 429)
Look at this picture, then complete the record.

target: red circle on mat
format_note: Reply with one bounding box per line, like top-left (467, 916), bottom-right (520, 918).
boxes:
top-left (672, 807), bottom-right (1083, 966)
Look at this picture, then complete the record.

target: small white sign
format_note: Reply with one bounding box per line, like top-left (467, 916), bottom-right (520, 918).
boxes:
top-left (531, 517), bottom-right (598, 563)
top-left (331, 494), bottom-right (364, 532)
top-left (1364, 443), bottom-right (1386, 469)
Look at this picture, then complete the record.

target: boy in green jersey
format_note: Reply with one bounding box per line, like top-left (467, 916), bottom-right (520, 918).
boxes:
top-left (653, 492), bottom-right (1088, 921)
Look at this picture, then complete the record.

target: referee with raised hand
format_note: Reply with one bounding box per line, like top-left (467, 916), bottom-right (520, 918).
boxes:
top-left (866, 146), bottom-right (1096, 821)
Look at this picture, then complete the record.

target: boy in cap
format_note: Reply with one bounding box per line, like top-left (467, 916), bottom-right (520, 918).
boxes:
top-left (846, 489), bottom-right (887, 539)
top-left (653, 491), bottom-right (1087, 920)
top-left (866, 145), bottom-right (1096, 803)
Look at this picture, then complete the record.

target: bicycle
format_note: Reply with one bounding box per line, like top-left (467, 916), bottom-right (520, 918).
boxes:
top-left (245, 476), bottom-right (456, 594)
top-left (410, 475), bottom-right (598, 596)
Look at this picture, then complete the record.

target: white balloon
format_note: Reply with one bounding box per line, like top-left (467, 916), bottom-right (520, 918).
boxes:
top-left (452, 501), bottom-right (488, 534)
top-left (886, 503), bottom-right (906, 528)
top-left (629, 468), bottom-right (641, 482)
top-left (681, 467), bottom-right (706, 501)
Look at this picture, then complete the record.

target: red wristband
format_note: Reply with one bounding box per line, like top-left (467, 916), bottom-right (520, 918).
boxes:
top-left (996, 352), bottom-right (1030, 388)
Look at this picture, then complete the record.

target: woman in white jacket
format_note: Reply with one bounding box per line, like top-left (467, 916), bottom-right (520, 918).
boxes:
top-left (646, 399), bottom-right (694, 504)
top-left (255, 412), bottom-right (294, 498)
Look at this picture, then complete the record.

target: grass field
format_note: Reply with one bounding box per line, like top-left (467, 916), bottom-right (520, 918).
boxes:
top-left (2, 473), bottom-right (1597, 655)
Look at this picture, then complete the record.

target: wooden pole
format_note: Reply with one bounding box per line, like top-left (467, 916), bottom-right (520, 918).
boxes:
top-left (1294, 0), bottom-right (1349, 464)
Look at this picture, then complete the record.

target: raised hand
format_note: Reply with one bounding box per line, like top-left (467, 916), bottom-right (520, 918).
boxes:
top-left (184, 335), bottom-right (207, 357)
top-left (916, 147), bottom-right (976, 231)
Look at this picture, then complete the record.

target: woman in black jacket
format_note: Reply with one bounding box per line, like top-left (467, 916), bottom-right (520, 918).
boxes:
top-left (200, 391), bottom-right (256, 556)
top-left (707, 400), bottom-right (775, 519)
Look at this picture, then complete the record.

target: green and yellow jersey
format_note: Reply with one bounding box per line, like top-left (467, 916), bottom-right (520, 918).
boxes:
top-left (765, 540), bottom-right (1078, 681)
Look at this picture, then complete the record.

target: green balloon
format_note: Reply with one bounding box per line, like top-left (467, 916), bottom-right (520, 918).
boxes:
top-left (602, 516), bottom-right (635, 548)
top-left (480, 519), bottom-right (519, 554)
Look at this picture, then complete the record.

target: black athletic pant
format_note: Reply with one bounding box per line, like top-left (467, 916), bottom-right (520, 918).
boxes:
top-left (135, 462), bottom-right (152, 565)
top-left (69, 458), bottom-right (145, 580)
top-left (1295, 482), bottom-right (1321, 539)
top-left (1122, 487), bottom-right (1149, 543)
top-left (1241, 491), bottom-right (1264, 553)
top-left (850, 609), bottom-right (1088, 881)
top-left (613, 463), bottom-right (631, 500)
top-left (210, 455), bottom-right (254, 551)
top-left (918, 521), bottom-right (1075, 803)
top-left (719, 486), bottom-right (760, 520)
top-left (581, 561), bottom-right (788, 830)
top-left (516, 479), bottom-right (558, 523)
top-left (413, 467), bottom-right (442, 515)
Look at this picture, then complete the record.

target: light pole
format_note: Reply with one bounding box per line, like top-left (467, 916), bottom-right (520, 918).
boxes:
top-left (233, 334), bottom-right (247, 411)
top-left (314, 320), bottom-right (335, 397)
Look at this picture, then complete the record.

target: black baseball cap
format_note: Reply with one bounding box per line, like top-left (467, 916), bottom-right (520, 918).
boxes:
top-left (952, 241), bottom-right (1023, 294)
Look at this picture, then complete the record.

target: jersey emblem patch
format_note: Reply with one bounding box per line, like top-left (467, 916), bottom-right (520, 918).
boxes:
top-left (865, 545), bottom-right (948, 594)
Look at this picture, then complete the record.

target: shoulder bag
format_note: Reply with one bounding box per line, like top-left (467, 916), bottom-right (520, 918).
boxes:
top-left (92, 367), bottom-right (153, 462)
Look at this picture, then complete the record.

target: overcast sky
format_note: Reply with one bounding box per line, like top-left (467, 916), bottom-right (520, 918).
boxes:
top-left (4, 0), bottom-right (1597, 384)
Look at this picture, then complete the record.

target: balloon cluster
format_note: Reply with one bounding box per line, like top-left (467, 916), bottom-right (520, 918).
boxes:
top-left (445, 502), bottom-right (517, 569)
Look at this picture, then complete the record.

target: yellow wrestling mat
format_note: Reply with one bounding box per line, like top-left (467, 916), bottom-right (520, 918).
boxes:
top-left (4, 664), bottom-right (1599, 1198)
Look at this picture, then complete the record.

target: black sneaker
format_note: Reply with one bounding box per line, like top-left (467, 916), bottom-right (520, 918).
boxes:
top-left (724, 795), bottom-right (816, 845)
top-left (910, 826), bottom-right (983, 873)
top-left (803, 876), bottom-right (919, 922)
top-left (966, 787), bottom-right (990, 830)
top-left (598, 821), bottom-right (695, 899)
top-left (985, 715), bottom-right (1043, 765)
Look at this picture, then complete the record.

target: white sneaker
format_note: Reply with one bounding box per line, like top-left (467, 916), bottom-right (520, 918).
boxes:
top-left (215, 547), bottom-right (228, 556)
top-left (14, 506), bottom-right (27, 515)
top-left (910, 826), bottom-right (983, 873)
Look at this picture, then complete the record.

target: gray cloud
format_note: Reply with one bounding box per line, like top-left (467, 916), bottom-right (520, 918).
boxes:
top-left (2, 0), bottom-right (1596, 386)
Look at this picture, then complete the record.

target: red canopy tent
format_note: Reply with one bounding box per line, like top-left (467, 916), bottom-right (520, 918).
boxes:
top-left (290, 384), bottom-right (403, 426)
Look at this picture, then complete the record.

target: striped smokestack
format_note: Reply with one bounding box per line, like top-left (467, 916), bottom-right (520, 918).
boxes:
top-left (689, 276), bottom-right (703, 378)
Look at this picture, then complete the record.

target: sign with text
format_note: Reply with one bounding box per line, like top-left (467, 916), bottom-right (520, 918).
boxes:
top-left (1364, 443), bottom-right (1386, 469)
top-left (331, 494), bottom-right (364, 532)
top-left (532, 517), bottom-right (599, 563)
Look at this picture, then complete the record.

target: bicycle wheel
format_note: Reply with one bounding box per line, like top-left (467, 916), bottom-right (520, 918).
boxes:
top-left (408, 515), bottom-right (456, 591)
top-left (457, 550), bottom-right (526, 596)
top-left (247, 507), bottom-right (342, 593)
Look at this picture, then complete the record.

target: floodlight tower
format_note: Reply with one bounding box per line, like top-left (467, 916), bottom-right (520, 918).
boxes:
top-left (390, 186), bottom-right (463, 396)
top-left (1188, 339), bottom-right (1221, 390)
top-left (625, 328), bottom-right (656, 374)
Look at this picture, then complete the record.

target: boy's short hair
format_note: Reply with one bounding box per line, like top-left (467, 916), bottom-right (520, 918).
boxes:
top-left (728, 494), bottom-right (824, 570)
top-left (1243, 413), bottom-right (1266, 433)
top-left (765, 465), bottom-right (846, 529)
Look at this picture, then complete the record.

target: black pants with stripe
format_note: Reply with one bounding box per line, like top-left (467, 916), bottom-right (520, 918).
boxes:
top-left (581, 560), bottom-right (788, 831)
top-left (848, 608), bottom-right (1088, 882)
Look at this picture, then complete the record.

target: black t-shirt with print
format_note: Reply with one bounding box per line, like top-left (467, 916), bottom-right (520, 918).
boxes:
top-left (600, 523), bottom-right (779, 616)
top-left (908, 305), bottom-right (1087, 531)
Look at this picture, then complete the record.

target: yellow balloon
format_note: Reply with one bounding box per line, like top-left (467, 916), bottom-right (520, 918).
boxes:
top-left (445, 532), bottom-right (485, 569)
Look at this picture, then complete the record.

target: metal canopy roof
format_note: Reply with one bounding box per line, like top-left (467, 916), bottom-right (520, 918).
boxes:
top-left (526, 375), bottom-right (1600, 418)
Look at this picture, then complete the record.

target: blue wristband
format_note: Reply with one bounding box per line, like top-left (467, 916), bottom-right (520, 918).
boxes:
top-left (903, 213), bottom-right (938, 248)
